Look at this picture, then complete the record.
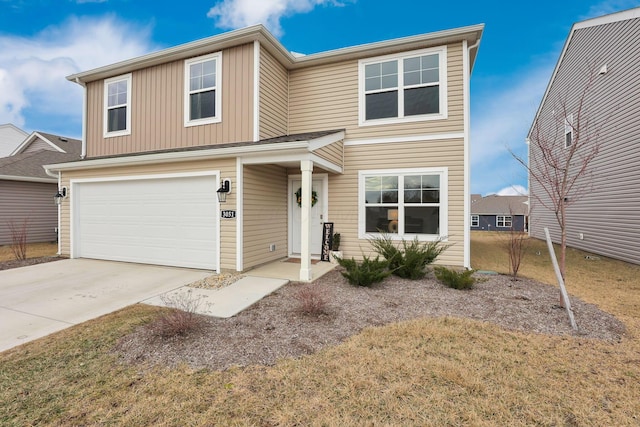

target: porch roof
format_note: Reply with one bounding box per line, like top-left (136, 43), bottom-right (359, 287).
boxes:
top-left (43, 130), bottom-right (345, 174)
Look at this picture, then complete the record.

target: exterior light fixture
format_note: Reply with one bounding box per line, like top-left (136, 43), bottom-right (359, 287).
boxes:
top-left (217, 179), bottom-right (231, 203)
top-left (54, 187), bottom-right (67, 206)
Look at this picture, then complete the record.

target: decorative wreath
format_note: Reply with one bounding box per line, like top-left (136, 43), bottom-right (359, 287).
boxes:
top-left (295, 187), bottom-right (318, 208)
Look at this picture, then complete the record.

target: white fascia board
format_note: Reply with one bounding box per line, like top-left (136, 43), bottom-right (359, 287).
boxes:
top-left (43, 141), bottom-right (310, 172)
top-left (307, 130), bottom-right (345, 151)
top-left (0, 174), bottom-right (57, 183)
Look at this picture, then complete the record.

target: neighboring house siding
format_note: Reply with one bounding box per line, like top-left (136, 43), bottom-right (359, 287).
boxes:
top-left (243, 164), bottom-right (288, 269)
top-left (59, 158), bottom-right (237, 269)
top-left (0, 125), bottom-right (27, 157)
top-left (288, 42), bottom-right (465, 139)
top-left (472, 215), bottom-right (526, 232)
top-left (85, 44), bottom-right (255, 158)
top-left (327, 138), bottom-right (465, 267)
top-left (21, 137), bottom-right (58, 154)
top-left (529, 17), bottom-right (640, 265)
top-left (0, 180), bottom-right (57, 245)
top-left (259, 46), bottom-right (289, 139)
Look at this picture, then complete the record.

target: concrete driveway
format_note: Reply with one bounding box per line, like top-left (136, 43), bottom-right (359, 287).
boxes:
top-left (0, 259), bottom-right (212, 353)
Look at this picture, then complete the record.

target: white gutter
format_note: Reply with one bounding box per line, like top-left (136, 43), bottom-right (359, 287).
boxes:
top-left (0, 174), bottom-right (56, 183)
top-left (44, 140), bottom-right (312, 172)
top-left (75, 78), bottom-right (88, 159)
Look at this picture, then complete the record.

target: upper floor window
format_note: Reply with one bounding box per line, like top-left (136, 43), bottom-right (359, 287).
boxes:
top-left (564, 114), bottom-right (573, 148)
top-left (184, 52), bottom-right (222, 127)
top-left (359, 47), bottom-right (447, 126)
top-left (104, 74), bottom-right (131, 137)
top-left (359, 167), bottom-right (448, 240)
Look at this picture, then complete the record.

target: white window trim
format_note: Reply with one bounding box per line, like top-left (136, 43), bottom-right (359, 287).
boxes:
top-left (564, 113), bottom-right (573, 148)
top-left (471, 215), bottom-right (479, 227)
top-left (358, 46), bottom-right (448, 127)
top-left (184, 52), bottom-right (222, 127)
top-left (496, 215), bottom-right (512, 228)
top-left (358, 167), bottom-right (448, 241)
top-left (103, 73), bottom-right (132, 138)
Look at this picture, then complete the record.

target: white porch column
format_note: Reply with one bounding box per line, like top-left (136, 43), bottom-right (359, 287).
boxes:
top-left (299, 159), bottom-right (314, 281)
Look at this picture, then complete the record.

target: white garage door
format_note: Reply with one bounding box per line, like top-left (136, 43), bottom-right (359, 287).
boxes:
top-left (74, 175), bottom-right (218, 270)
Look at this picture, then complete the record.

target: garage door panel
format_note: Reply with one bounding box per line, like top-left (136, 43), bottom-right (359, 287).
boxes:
top-left (75, 175), bottom-right (218, 270)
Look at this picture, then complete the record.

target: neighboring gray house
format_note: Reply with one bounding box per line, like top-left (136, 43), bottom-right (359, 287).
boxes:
top-left (0, 124), bottom-right (28, 157)
top-left (528, 7), bottom-right (640, 265)
top-left (0, 132), bottom-right (81, 245)
top-left (471, 194), bottom-right (528, 232)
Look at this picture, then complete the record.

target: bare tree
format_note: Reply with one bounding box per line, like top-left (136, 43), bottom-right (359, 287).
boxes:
top-left (512, 65), bottom-right (602, 284)
top-left (502, 209), bottom-right (528, 280)
top-left (8, 219), bottom-right (29, 260)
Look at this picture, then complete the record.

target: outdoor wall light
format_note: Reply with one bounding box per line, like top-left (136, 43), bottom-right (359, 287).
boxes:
top-left (217, 179), bottom-right (231, 203)
top-left (54, 187), bottom-right (67, 206)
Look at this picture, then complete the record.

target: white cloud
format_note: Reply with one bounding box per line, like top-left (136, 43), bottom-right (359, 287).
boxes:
top-left (470, 64), bottom-right (554, 196)
top-left (581, 0), bottom-right (640, 20)
top-left (495, 185), bottom-right (528, 196)
top-left (207, 0), bottom-right (349, 36)
top-left (0, 16), bottom-right (155, 129)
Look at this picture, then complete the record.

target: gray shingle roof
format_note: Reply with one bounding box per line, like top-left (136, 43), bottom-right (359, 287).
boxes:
top-left (471, 195), bottom-right (529, 216)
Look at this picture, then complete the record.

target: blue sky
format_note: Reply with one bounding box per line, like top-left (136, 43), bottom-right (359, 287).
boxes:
top-left (1, 0), bottom-right (638, 195)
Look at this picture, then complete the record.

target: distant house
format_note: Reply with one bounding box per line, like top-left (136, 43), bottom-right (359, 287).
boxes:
top-left (0, 132), bottom-right (81, 245)
top-left (471, 194), bottom-right (528, 232)
top-left (528, 7), bottom-right (640, 265)
top-left (0, 124), bottom-right (28, 158)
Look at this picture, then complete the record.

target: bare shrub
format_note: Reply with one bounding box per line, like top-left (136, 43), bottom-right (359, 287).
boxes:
top-left (8, 219), bottom-right (29, 260)
top-left (505, 230), bottom-right (528, 280)
top-left (293, 284), bottom-right (330, 316)
top-left (147, 291), bottom-right (207, 338)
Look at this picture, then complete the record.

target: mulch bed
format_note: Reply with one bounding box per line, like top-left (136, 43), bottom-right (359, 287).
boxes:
top-left (0, 256), bottom-right (64, 271)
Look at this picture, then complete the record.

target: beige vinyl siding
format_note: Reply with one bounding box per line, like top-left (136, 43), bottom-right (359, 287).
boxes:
top-left (529, 17), bottom-right (640, 265)
top-left (313, 140), bottom-right (343, 167)
top-left (85, 44), bottom-right (254, 158)
top-left (59, 159), bottom-right (236, 269)
top-left (22, 137), bottom-right (57, 154)
top-left (242, 164), bottom-right (288, 268)
top-left (288, 42), bottom-right (464, 139)
top-left (0, 181), bottom-right (58, 245)
top-left (259, 46), bottom-right (289, 139)
top-left (327, 139), bottom-right (465, 266)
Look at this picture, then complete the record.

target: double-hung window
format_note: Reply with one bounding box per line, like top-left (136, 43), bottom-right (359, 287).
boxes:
top-left (359, 168), bottom-right (447, 240)
top-left (496, 215), bottom-right (512, 228)
top-left (359, 47), bottom-right (447, 125)
top-left (104, 74), bottom-right (131, 137)
top-left (564, 113), bottom-right (573, 148)
top-left (471, 215), bottom-right (479, 227)
top-left (184, 52), bottom-right (222, 126)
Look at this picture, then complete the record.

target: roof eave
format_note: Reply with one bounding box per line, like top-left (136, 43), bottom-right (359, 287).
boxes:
top-left (67, 23), bottom-right (484, 84)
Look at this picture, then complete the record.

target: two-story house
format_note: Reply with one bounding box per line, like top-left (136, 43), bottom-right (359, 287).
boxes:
top-left (528, 7), bottom-right (640, 265)
top-left (45, 24), bottom-right (483, 281)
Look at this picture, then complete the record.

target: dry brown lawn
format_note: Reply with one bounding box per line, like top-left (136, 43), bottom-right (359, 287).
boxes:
top-left (1, 232), bottom-right (639, 426)
top-left (0, 242), bottom-right (58, 262)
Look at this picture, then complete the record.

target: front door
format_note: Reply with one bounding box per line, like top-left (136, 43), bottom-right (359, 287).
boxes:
top-left (290, 177), bottom-right (326, 256)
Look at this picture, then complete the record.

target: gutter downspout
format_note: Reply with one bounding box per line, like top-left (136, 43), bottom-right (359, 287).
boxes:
top-left (75, 77), bottom-right (88, 159)
top-left (463, 37), bottom-right (481, 269)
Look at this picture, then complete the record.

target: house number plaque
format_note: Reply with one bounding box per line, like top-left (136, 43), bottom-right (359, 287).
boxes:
top-left (221, 210), bottom-right (236, 219)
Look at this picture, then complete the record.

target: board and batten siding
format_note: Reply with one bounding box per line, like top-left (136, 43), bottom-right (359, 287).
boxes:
top-left (326, 138), bottom-right (465, 267)
top-left (59, 158), bottom-right (237, 270)
top-left (0, 180), bottom-right (58, 245)
top-left (242, 164), bottom-right (288, 269)
top-left (84, 44), bottom-right (255, 158)
top-left (529, 16), bottom-right (640, 265)
top-left (288, 42), bottom-right (465, 139)
top-left (259, 46), bottom-right (289, 139)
